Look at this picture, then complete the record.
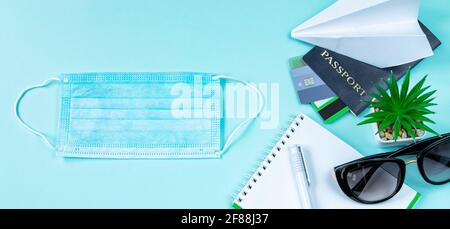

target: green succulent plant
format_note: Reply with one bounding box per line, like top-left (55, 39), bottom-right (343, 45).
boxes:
top-left (358, 69), bottom-right (438, 141)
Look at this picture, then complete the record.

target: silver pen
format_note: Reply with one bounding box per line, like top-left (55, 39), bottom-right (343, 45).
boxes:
top-left (289, 145), bottom-right (314, 209)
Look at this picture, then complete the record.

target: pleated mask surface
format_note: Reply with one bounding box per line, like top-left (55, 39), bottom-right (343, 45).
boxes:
top-left (15, 72), bottom-right (263, 159)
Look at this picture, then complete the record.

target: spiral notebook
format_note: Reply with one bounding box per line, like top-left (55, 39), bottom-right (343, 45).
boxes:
top-left (232, 114), bottom-right (421, 209)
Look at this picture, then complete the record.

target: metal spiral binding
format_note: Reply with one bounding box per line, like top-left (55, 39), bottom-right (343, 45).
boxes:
top-left (232, 114), bottom-right (304, 205)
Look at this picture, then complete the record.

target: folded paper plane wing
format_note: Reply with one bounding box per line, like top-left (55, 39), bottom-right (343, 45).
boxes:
top-left (291, 0), bottom-right (434, 68)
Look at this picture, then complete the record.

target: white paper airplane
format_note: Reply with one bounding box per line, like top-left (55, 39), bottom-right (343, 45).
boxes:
top-left (291, 0), bottom-right (434, 68)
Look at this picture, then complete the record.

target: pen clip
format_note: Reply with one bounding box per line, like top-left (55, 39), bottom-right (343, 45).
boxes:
top-left (298, 146), bottom-right (311, 186)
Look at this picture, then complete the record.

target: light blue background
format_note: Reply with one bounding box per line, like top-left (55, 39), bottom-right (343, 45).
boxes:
top-left (0, 0), bottom-right (449, 209)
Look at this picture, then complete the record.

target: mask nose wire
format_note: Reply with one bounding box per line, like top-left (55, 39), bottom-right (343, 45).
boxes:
top-left (213, 75), bottom-right (265, 156)
top-left (15, 77), bottom-right (61, 150)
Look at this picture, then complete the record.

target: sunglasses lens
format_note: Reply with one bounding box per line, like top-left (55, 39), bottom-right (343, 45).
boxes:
top-left (422, 140), bottom-right (450, 183)
top-left (346, 161), bottom-right (402, 202)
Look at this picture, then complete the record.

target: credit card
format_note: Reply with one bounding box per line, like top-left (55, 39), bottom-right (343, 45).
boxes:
top-left (289, 56), bottom-right (349, 123)
top-left (311, 97), bottom-right (349, 124)
top-left (288, 56), bottom-right (336, 104)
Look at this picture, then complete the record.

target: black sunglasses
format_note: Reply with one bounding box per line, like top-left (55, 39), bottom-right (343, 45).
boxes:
top-left (334, 133), bottom-right (450, 204)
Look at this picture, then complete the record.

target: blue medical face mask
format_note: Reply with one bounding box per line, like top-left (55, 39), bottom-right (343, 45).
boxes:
top-left (15, 73), bottom-right (263, 159)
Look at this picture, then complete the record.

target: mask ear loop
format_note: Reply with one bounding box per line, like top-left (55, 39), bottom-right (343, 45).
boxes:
top-left (213, 75), bottom-right (265, 157)
top-left (15, 78), bottom-right (61, 150)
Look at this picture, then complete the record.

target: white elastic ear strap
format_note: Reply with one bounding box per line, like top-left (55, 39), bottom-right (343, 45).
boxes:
top-left (213, 75), bottom-right (265, 156)
top-left (15, 78), bottom-right (61, 150)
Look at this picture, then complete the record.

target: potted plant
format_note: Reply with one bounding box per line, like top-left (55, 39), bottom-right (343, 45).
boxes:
top-left (358, 70), bottom-right (439, 146)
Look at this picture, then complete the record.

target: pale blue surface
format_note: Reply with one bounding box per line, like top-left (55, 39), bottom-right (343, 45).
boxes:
top-left (0, 0), bottom-right (448, 209)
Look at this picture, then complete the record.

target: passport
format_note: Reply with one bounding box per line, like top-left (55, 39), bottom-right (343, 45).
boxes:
top-left (303, 21), bottom-right (441, 115)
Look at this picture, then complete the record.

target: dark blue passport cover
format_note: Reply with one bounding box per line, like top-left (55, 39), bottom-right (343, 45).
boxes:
top-left (303, 21), bottom-right (441, 116)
